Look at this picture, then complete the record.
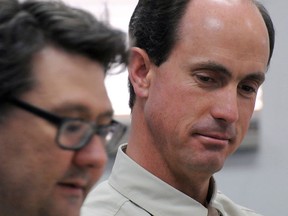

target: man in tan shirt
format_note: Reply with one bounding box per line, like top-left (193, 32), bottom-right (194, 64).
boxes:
top-left (82, 0), bottom-right (274, 215)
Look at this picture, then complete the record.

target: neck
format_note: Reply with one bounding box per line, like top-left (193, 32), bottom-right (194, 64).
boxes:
top-left (126, 107), bottom-right (213, 205)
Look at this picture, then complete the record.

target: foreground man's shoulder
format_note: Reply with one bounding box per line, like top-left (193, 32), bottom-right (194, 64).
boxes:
top-left (81, 180), bottom-right (150, 216)
top-left (81, 180), bottom-right (124, 216)
top-left (214, 191), bottom-right (263, 216)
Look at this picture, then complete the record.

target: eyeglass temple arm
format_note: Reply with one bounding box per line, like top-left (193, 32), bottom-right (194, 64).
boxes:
top-left (7, 98), bottom-right (63, 126)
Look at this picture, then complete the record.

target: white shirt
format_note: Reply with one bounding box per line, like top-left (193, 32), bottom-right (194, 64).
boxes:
top-left (82, 144), bottom-right (262, 216)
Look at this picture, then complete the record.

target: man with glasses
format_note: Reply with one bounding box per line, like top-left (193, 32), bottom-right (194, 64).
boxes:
top-left (0, 0), bottom-right (127, 216)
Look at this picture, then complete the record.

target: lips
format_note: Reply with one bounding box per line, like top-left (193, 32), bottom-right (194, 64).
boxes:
top-left (190, 122), bottom-right (236, 147)
top-left (191, 122), bottom-right (236, 142)
top-left (57, 179), bottom-right (88, 197)
top-left (58, 182), bottom-right (83, 189)
top-left (192, 129), bottom-right (236, 149)
top-left (197, 132), bottom-right (232, 141)
top-left (191, 133), bottom-right (230, 151)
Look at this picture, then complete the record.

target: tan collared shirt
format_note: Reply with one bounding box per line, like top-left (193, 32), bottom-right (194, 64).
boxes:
top-left (82, 144), bottom-right (262, 216)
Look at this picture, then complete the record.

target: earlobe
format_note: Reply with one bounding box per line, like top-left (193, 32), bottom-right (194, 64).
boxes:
top-left (128, 47), bottom-right (151, 98)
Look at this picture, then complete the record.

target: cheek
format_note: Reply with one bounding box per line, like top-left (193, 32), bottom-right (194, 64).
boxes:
top-left (1, 124), bottom-right (72, 186)
top-left (146, 77), bottom-right (202, 126)
top-left (0, 146), bottom-right (71, 207)
top-left (239, 103), bottom-right (255, 130)
top-left (88, 165), bottom-right (106, 188)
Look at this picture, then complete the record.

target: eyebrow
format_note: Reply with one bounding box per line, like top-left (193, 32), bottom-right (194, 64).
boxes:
top-left (194, 60), bottom-right (231, 77)
top-left (194, 61), bottom-right (266, 83)
top-left (245, 72), bottom-right (266, 84)
top-left (51, 104), bottom-right (114, 121)
top-left (98, 110), bottom-right (115, 121)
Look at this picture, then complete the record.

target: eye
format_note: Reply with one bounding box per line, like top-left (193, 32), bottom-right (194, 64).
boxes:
top-left (62, 120), bottom-right (89, 135)
top-left (65, 123), bottom-right (83, 133)
top-left (96, 125), bottom-right (110, 137)
top-left (95, 120), bottom-right (114, 136)
top-left (193, 72), bottom-right (223, 89)
top-left (241, 85), bottom-right (256, 93)
top-left (195, 74), bottom-right (215, 83)
top-left (238, 82), bottom-right (258, 97)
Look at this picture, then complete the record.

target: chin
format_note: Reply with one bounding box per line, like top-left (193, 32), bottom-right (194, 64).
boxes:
top-left (201, 155), bottom-right (226, 173)
top-left (52, 206), bottom-right (80, 216)
top-left (62, 201), bottom-right (82, 216)
top-left (63, 209), bottom-right (80, 216)
top-left (45, 199), bottom-right (82, 216)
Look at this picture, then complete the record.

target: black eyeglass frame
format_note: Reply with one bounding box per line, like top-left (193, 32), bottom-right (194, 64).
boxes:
top-left (7, 98), bottom-right (127, 151)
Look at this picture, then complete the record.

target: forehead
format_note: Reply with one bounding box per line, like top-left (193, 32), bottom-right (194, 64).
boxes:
top-left (172, 0), bottom-right (270, 71)
top-left (23, 46), bottom-right (112, 118)
top-left (182, 0), bottom-right (266, 37)
top-left (179, 0), bottom-right (268, 47)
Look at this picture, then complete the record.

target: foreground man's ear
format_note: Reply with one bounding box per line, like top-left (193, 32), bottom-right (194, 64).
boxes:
top-left (128, 47), bottom-right (152, 99)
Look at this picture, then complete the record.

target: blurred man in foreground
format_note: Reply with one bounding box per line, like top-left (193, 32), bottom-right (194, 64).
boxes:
top-left (0, 0), bottom-right (127, 215)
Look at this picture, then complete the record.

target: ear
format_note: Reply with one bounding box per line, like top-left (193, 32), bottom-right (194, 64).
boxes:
top-left (128, 47), bottom-right (151, 98)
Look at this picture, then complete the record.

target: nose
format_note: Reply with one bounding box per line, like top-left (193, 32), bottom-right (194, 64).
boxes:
top-left (73, 135), bottom-right (108, 169)
top-left (210, 88), bottom-right (239, 124)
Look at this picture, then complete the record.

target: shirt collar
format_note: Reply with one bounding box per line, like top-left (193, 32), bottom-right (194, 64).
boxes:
top-left (109, 144), bottom-right (219, 216)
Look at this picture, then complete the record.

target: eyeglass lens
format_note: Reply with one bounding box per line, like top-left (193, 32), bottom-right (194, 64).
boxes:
top-left (57, 119), bottom-right (126, 150)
